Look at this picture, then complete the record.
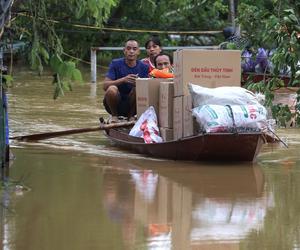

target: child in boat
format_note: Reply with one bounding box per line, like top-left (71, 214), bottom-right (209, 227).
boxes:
top-left (149, 52), bottom-right (174, 78)
top-left (141, 36), bottom-right (162, 72)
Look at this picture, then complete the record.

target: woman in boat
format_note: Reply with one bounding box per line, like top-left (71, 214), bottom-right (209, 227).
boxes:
top-left (141, 36), bottom-right (162, 72)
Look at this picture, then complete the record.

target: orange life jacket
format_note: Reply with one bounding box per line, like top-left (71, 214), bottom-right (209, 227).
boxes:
top-left (149, 68), bottom-right (174, 78)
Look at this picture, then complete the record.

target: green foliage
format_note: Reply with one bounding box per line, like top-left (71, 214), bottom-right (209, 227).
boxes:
top-left (265, 9), bottom-right (300, 83)
top-left (238, 1), bottom-right (300, 127)
top-left (271, 104), bottom-right (293, 127)
top-left (8, 0), bottom-right (232, 100)
top-left (1, 74), bottom-right (13, 89)
top-left (226, 42), bottom-right (238, 50)
top-left (104, 0), bottom-right (228, 47)
top-left (237, 2), bottom-right (300, 84)
top-left (11, 0), bottom-right (117, 99)
top-left (245, 76), bottom-right (298, 127)
top-left (237, 1), bottom-right (273, 46)
top-left (9, 0), bottom-right (300, 114)
top-left (50, 54), bottom-right (83, 99)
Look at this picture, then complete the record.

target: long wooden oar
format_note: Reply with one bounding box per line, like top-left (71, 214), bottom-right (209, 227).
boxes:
top-left (10, 120), bottom-right (135, 142)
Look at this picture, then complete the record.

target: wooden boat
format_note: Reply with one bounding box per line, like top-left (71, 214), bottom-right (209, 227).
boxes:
top-left (105, 128), bottom-right (265, 162)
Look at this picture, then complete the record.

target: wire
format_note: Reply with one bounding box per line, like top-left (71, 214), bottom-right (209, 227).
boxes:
top-left (62, 51), bottom-right (109, 69)
top-left (15, 12), bottom-right (222, 35)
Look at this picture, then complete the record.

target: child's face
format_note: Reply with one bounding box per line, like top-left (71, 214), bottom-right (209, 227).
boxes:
top-left (155, 55), bottom-right (171, 70)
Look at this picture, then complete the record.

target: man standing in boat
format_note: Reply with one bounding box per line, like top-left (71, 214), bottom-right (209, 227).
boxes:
top-left (103, 39), bottom-right (149, 123)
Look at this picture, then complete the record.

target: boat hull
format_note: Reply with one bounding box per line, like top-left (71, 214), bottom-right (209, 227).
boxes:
top-left (105, 129), bottom-right (264, 162)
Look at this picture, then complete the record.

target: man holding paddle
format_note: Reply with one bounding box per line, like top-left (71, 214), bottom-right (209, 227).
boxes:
top-left (103, 39), bottom-right (149, 123)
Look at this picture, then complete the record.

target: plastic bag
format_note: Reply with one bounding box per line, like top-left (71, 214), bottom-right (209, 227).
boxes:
top-left (192, 104), bottom-right (267, 133)
top-left (129, 106), bottom-right (163, 143)
top-left (188, 84), bottom-right (261, 108)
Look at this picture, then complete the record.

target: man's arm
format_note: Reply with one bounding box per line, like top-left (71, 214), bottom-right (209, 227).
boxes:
top-left (103, 74), bottom-right (138, 91)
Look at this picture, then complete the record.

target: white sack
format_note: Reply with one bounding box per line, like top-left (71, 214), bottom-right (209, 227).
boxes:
top-left (192, 104), bottom-right (268, 133)
top-left (188, 83), bottom-right (261, 107)
top-left (129, 106), bottom-right (163, 143)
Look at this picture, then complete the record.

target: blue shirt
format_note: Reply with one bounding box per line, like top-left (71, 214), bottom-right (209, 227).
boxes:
top-left (106, 58), bottom-right (149, 96)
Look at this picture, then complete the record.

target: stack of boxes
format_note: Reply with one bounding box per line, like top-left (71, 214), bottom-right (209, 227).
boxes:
top-left (136, 49), bottom-right (242, 142)
top-left (136, 78), bottom-right (172, 117)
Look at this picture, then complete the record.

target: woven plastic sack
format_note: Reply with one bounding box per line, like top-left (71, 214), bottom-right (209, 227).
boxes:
top-left (188, 84), bottom-right (261, 108)
top-left (192, 104), bottom-right (267, 133)
top-left (129, 106), bottom-right (163, 143)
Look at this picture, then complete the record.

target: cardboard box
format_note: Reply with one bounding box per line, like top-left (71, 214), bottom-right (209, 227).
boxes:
top-left (173, 96), bottom-right (183, 140)
top-left (160, 127), bottom-right (173, 142)
top-left (174, 49), bottom-right (241, 96)
top-left (159, 82), bottom-right (174, 128)
top-left (136, 78), bottom-right (172, 117)
top-left (183, 95), bottom-right (194, 137)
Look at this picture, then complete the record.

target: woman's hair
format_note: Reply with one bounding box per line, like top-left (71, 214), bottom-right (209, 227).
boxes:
top-left (145, 36), bottom-right (161, 49)
top-left (153, 52), bottom-right (173, 67)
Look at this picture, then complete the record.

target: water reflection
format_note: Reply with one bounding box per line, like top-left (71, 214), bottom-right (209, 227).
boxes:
top-left (90, 82), bottom-right (97, 98)
top-left (102, 160), bottom-right (273, 249)
top-left (1, 166), bottom-right (29, 250)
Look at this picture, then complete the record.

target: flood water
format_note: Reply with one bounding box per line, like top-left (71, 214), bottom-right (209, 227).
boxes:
top-left (2, 65), bottom-right (300, 250)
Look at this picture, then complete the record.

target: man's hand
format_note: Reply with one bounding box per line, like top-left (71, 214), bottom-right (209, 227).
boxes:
top-left (123, 74), bottom-right (139, 85)
top-left (103, 74), bottom-right (139, 91)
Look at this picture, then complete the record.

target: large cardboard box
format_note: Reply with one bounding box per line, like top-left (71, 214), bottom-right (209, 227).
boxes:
top-left (160, 127), bottom-right (173, 142)
top-left (136, 78), bottom-right (172, 117)
top-left (173, 96), bottom-right (183, 140)
top-left (174, 49), bottom-right (241, 96)
top-left (183, 95), bottom-right (194, 137)
top-left (159, 82), bottom-right (174, 128)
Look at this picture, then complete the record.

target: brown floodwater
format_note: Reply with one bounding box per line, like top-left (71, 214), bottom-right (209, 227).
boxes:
top-left (2, 65), bottom-right (300, 250)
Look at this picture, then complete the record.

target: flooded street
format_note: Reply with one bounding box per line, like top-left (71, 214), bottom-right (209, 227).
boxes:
top-left (2, 65), bottom-right (300, 250)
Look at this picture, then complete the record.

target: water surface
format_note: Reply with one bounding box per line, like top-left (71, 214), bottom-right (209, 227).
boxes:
top-left (2, 66), bottom-right (300, 250)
